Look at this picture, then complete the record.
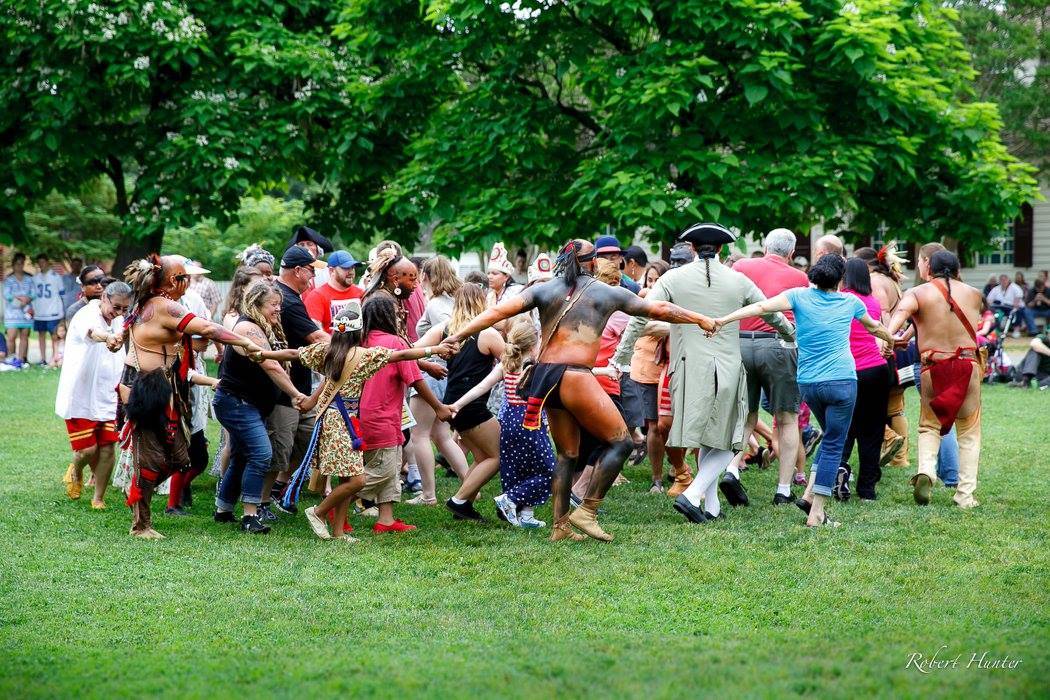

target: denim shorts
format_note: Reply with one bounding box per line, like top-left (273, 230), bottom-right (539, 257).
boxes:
top-left (33, 318), bottom-right (61, 333)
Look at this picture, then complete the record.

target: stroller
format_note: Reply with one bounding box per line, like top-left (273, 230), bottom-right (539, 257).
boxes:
top-left (981, 309), bottom-right (1014, 383)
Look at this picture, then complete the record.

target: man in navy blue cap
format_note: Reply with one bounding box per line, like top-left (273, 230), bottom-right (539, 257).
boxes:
top-left (594, 234), bottom-right (641, 293)
top-left (303, 250), bottom-right (364, 334)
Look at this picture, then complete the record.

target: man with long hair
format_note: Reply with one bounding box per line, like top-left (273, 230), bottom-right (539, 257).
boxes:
top-left (444, 239), bottom-right (715, 542)
top-left (119, 255), bottom-right (263, 538)
top-left (887, 251), bottom-right (984, 508)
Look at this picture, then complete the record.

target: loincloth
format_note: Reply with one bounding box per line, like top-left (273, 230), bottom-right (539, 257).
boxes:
top-left (119, 364), bottom-right (191, 504)
top-left (921, 348), bottom-right (978, 435)
top-left (521, 363), bottom-right (590, 430)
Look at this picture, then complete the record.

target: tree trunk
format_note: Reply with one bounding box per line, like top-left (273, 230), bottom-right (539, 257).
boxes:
top-left (113, 228), bottom-right (164, 275)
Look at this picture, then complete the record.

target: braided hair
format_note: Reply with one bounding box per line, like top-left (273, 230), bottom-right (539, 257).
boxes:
top-left (929, 251), bottom-right (961, 311)
top-left (365, 247), bottom-right (404, 297)
top-left (122, 254), bottom-right (164, 324)
top-left (697, 244), bottom-right (718, 287)
top-left (554, 239), bottom-right (594, 288)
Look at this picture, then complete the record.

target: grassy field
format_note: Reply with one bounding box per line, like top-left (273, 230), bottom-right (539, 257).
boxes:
top-left (0, 368), bottom-right (1046, 699)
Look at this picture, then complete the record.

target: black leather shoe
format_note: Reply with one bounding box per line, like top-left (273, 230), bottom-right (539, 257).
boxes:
top-left (445, 498), bottom-right (484, 521)
top-left (703, 511), bottom-right (725, 521)
top-left (213, 510), bottom-right (235, 523)
top-left (673, 495), bottom-right (709, 524)
top-left (772, 492), bottom-right (794, 506)
top-left (719, 473), bottom-right (749, 507)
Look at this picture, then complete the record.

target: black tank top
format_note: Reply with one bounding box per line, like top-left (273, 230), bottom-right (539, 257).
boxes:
top-left (443, 334), bottom-right (493, 406)
top-left (218, 316), bottom-right (281, 416)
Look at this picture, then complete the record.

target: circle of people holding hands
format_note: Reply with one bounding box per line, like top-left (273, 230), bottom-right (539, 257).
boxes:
top-left (52, 221), bottom-right (988, 542)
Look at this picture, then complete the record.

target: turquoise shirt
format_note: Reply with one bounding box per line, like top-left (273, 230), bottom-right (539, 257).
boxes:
top-left (785, 287), bottom-right (866, 384)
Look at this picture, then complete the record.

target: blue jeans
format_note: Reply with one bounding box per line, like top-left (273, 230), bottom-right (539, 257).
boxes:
top-left (799, 380), bottom-right (857, 497)
top-left (213, 389), bottom-right (273, 510)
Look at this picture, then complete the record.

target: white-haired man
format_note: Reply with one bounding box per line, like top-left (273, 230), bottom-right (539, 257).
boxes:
top-left (724, 229), bottom-right (810, 506)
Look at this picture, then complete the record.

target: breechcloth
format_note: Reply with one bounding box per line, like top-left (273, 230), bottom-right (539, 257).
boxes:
top-left (921, 348), bottom-right (978, 436)
top-left (521, 363), bottom-right (590, 430)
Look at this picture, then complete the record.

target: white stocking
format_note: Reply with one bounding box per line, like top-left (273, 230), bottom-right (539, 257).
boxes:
top-left (682, 446), bottom-right (734, 512)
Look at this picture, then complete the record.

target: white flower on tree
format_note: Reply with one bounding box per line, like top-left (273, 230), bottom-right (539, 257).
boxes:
top-left (134, 56), bottom-right (150, 70)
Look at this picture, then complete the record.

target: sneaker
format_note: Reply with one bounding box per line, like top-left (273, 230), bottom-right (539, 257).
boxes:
top-left (445, 498), bottom-right (483, 521)
top-left (880, 435), bottom-right (906, 467)
top-left (803, 428), bottom-right (823, 457)
top-left (213, 510), bottom-right (235, 523)
top-left (493, 493), bottom-right (520, 526)
top-left (833, 465), bottom-right (851, 501)
top-left (793, 472), bottom-right (807, 486)
top-left (373, 519), bottom-right (417, 533)
top-left (240, 514), bottom-right (271, 534)
top-left (258, 504), bottom-right (278, 524)
top-left (304, 506), bottom-right (332, 540)
top-left (272, 500), bottom-right (298, 516)
top-left (648, 480), bottom-right (665, 494)
top-left (404, 477), bottom-right (423, 493)
top-left (518, 511), bottom-right (546, 528)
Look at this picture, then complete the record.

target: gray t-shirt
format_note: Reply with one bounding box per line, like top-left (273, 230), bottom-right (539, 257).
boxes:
top-left (416, 294), bottom-right (455, 338)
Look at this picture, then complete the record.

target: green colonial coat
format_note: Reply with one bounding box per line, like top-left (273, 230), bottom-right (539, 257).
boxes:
top-left (613, 257), bottom-right (794, 451)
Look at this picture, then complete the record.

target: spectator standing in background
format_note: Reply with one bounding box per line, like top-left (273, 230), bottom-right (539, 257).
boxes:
top-left (32, 253), bottom-right (65, 367)
top-left (5, 253), bottom-right (36, 368)
top-left (64, 265), bottom-right (106, 323)
top-left (303, 250), bottom-right (365, 334)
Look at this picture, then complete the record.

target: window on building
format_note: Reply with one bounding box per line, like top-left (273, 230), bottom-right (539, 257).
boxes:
top-left (977, 222), bottom-right (1015, 266)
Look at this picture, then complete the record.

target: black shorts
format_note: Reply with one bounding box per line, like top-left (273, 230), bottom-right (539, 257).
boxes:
top-left (621, 377), bottom-right (657, 426)
top-left (451, 401), bottom-right (492, 433)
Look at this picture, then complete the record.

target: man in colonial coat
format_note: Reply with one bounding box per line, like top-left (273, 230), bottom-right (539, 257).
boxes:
top-left (612, 223), bottom-right (795, 523)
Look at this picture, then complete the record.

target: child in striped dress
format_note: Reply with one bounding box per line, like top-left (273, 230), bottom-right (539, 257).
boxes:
top-left (449, 318), bottom-right (555, 528)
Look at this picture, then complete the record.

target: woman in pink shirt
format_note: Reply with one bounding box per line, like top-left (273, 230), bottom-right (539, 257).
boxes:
top-left (840, 258), bottom-right (892, 501)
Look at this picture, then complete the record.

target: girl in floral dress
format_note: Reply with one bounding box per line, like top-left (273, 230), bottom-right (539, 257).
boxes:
top-left (282, 304), bottom-right (456, 542)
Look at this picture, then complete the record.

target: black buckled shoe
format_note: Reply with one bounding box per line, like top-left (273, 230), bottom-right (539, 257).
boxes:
top-left (772, 492), bottom-right (794, 506)
top-left (445, 498), bottom-right (484, 521)
top-left (719, 473), bottom-right (749, 507)
top-left (673, 494), bottom-right (709, 524)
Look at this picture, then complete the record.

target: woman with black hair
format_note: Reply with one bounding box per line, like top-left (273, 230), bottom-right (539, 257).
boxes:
top-left (839, 258), bottom-right (892, 501)
top-left (64, 265), bottom-right (106, 323)
top-left (715, 254), bottom-right (894, 527)
top-left (280, 303), bottom-right (456, 541)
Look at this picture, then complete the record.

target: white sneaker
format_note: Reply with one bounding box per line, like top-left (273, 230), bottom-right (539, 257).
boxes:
top-left (304, 506), bottom-right (332, 540)
top-left (518, 511), bottom-right (546, 529)
top-left (493, 493), bottom-right (519, 526)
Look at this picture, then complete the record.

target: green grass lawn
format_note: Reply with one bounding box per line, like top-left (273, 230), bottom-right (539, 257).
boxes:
top-left (0, 369), bottom-right (1046, 699)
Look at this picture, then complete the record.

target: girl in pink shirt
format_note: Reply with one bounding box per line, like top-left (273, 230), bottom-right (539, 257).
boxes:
top-left (840, 258), bottom-right (892, 501)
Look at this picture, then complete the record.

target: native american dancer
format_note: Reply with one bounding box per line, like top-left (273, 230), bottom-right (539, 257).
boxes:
top-left (444, 239), bottom-right (716, 542)
top-left (887, 251), bottom-right (984, 508)
top-left (118, 255), bottom-right (263, 539)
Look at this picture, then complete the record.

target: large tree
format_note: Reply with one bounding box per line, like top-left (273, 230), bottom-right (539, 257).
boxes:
top-left (0, 0), bottom-right (388, 269)
top-left (361, 0), bottom-right (1038, 252)
top-left (950, 0), bottom-right (1048, 173)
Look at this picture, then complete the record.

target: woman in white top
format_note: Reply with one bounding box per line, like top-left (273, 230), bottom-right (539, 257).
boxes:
top-left (405, 256), bottom-right (470, 505)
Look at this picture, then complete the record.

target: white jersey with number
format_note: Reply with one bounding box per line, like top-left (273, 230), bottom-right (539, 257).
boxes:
top-left (31, 270), bottom-right (65, 321)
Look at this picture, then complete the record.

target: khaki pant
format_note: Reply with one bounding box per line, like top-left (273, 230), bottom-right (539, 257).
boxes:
top-left (885, 388), bottom-right (909, 466)
top-left (916, 363), bottom-right (982, 507)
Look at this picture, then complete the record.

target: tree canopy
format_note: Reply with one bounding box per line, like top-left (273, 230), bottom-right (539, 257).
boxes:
top-left (2, 0), bottom-right (1040, 263)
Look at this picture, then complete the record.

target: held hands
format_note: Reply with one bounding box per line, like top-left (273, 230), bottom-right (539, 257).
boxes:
top-left (434, 403), bottom-right (454, 423)
top-left (293, 393), bottom-right (315, 413)
top-left (705, 319), bottom-right (725, 338)
top-left (433, 339), bottom-right (460, 359)
top-left (105, 332), bottom-right (124, 352)
top-left (244, 341), bottom-right (264, 362)
top-left (421, 360), bottom-right (448, 379)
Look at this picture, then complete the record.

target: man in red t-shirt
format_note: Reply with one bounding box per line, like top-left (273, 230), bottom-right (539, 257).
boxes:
top-left (303, 250), bottom-right (364, 333)
top-left (726, 228), bottom-right (810, 508)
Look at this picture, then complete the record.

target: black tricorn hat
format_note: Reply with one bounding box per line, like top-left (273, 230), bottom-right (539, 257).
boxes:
top-left (288, 225), bottom-right (334, 254)
top-left (678, 222), bottom-right (736, 247)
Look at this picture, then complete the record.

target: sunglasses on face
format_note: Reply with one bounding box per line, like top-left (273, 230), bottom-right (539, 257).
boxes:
top-left (83, 277), bottom-right (105, 286)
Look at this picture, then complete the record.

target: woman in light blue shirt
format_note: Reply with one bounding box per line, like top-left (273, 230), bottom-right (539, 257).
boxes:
top-left (715, 254), bottom-right (893, 527)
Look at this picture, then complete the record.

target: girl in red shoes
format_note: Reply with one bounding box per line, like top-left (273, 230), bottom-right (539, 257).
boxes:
top-left (282, 299), bottom-right (456, 541)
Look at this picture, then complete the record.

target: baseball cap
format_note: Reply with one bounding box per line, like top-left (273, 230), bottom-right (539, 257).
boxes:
top-left (328, 251), bottom-right (364, 269)
top-left (179, 257), bottom-right (210, 275)
top-left (281, 246), bottom-right (327, 269)
top-left (624, 245), bottom-right (648, 265)
top-left (669, 243), bottom-right (695, 267)
top-left (593, 235), bottom-right (622, 255)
